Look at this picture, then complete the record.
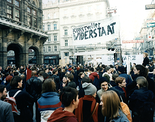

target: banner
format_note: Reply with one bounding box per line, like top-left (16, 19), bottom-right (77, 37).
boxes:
top-left (101, 55), bottom-right (143, 66)
top-left (72, 16), bottom-right (120, 45)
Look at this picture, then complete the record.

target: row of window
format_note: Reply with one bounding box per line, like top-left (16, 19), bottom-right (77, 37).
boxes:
top-left (7, 0), bottom-right (38, 27)
top-left (48, 35), bottom-right (57, 42)
top-left (44, 46), bottom-right (58, 52)
top-left (43, 24), bottom-right (57, 31)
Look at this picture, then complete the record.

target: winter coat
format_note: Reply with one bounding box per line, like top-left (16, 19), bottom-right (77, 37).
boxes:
top-left (47, 107), bottom-right (78, 122)
top-left (26, 76), bottom-right (42, 100)
top-left (8, 88), bottom-right (34, 122)
top-left (75, 95), bottom-right (99, 122)
top-left (37, 92), bottom-right (62, 122)
top-left (142, 57), bottom-right (149, 66)
top-left (105, 110), bottom-right (129, 122)
top-left (89, 72), bottom-right (99, 82)
top-left (129, 87), bottom-right (155, 122)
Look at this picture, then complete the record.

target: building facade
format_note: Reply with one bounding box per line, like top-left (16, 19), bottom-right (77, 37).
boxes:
top-left (0, 0), bottom-right (47, 68)
top-left (43, 0), bottom-right (110, 66)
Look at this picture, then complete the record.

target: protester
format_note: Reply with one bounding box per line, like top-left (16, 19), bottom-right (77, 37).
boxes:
top-left (115, 77), bottom-right (128, 104)
top-left (8, 76), bottom-right (34, 122)
top-left (37, 78), bottom-right (62, 122)
top-left (50, 69), bottom-right (61, 92)
top-left (101, 90), bottom-right (129, 122)
top-left (142, 52), bottom-right (149, 67)
top-left (129, 76), bottom-right (155, 122)
top-left (97, 77), bottom-right (111, 99)
top-left (0, 84), bottom-right (14, 122)
top-left (66, 73), bottom-right (76, 89)
top-left (127, 64), bottom-right (155, 95)
top-left (48, 86), bottom-right (79, 122)
top-left (75, 82), bottom-right (99, 122)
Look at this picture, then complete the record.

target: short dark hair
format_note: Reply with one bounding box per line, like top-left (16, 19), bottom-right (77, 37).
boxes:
top-left (53, 69), bottom-right (58, 74)
top-left (89, 67), bottom-right (94, 72)
top-left (60, 86), bottom-right (78, 107)
top-left (0, 84), bottom-right (6, 93)
top-left (112, 73), bottom-right (119, 81)
top-left (42, 78), bottom-right (56, 93)
top-left (66, 73), bottom-right (74, 81)
top-left (82, 76), bottom-right (91, 83)
top-left (10, 76), bottom-right (22, 88)
top-left (14, 72), bottom-right (19, 76)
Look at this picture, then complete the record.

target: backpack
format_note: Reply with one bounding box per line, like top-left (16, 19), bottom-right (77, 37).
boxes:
top-left (5, 90), bottom-right (21, 115)
top-left (93, 76), bottom-right (100, 90)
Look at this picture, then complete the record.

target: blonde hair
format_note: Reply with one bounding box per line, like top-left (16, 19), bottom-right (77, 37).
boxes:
top-left (144, 52), bottom-right (148, 57)
top-left (101, 90), bottom-right (121, 119)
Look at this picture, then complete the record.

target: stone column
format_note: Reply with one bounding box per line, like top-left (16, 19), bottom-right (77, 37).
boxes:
top-left (0, 38), bottom-right (8, 68)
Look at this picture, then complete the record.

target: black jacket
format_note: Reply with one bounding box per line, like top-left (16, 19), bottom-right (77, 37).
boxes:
top-left (142, 57), bottom-right (149, 66)
top-left (26, 76), bottom-right (42, 100)
top-left (9, 88), bottom-right (34, 122)
top-left (129, 87), bottom-right (155, 122)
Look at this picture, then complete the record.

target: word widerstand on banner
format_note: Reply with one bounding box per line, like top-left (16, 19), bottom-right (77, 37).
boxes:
top-left (72, 16), bottom-right (120, 45)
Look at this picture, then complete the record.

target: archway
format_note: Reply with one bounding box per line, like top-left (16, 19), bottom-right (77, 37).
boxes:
top-left (29, 46), bottom-right (39, 64)
top-left (7, 43), bottom-right (23, 68)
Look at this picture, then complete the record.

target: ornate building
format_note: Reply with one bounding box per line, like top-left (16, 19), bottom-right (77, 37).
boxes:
top-left (43, 0), bottom-right (110, 66)
top-left (0, 0), bottom-right (47, 68)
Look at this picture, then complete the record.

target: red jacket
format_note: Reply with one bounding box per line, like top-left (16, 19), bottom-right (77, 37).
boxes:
top-left (48, 107), bottom-right (78, 122)
top-left (89, 72), bottom-right (99, 82)
top-left (75, 95), bottom-right (99, 122)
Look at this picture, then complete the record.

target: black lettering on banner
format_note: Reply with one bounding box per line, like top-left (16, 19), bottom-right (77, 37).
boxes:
top-left (132, 56), bottom-right (136, 60)
top-left (98, 27), bottom-right (101, 37)
top-left (80, 32), bottom-right (84, 40)
top-left (101, 27), bottom-right (106, 36)
top-left (73, 21), bottom-right (117, 40)
top-left (110, 22), bottom-right (116, 34)
top-left (94, 29), bottom-right (97, 38)
top-left (85, 31), bottom-right (88, 39)
top-left (107, 25), bottom-right (113, 35)
top-left (89, 30), bottom-right (94, 38)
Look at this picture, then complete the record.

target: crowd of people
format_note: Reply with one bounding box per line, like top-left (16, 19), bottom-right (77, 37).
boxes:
top-left (0, 53), bottom-right (155, 122)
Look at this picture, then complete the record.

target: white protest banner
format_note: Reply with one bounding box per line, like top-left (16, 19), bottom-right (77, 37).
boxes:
top-left (101, 55), bottom-right (143, 66)
top-left (72, 16), bottom-right (120, 45)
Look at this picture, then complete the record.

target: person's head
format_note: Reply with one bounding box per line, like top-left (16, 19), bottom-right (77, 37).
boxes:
top-left (6, 75), bottom-right (13, 83)
top-left (112, 73), bottom-right (119, 81)
top-left (62, 76), bottom-right (68, 87)
top-left (66, 73), bottom-right (74, 81)
top-left (115, 77), bottom-right (126, 88)
top-left (53, 69), bottom-right (58, 75)
top-left (38, 70), bottom-right (44, 76)
top-left (78, 72), bottom-right (85, 79)
top-left (118, 66), bottom-right (125, 74)
top-left (89, 67), bottom-right (94, 73)
top-left (31, 70), bottom-right (37, 77)
top-left (143, 53), bottom-right (148, 58)
top-left (60, 86), bottom-right (79, 109)
top-left (0, 84), bottom-right (7, 100)
top-left (103, 74), bottom-right (110, 82)
top-left (101, 90), bottom-right (121, 119)
top-left (100, 77), bottom-right (109, 91)
top-left (14, 72), bottom-right (19, 76)
top-left (10, 76), bottom-right (22, 88)
top-left (134, 65), bottom-right (148, 78)
top-left (105, 66), bottom-right (111, 73)
top-left (42, 78), bottom-right (56, 93)
top-left (82, 83), bottom-right (97, 98)
top-left (81, 76), bottom-right (91, 84)
top-left (136, 76), bottom-right (148, 89)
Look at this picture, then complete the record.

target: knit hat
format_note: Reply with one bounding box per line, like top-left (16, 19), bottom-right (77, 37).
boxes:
top-left (82, 83), bottom-right (97, 96)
